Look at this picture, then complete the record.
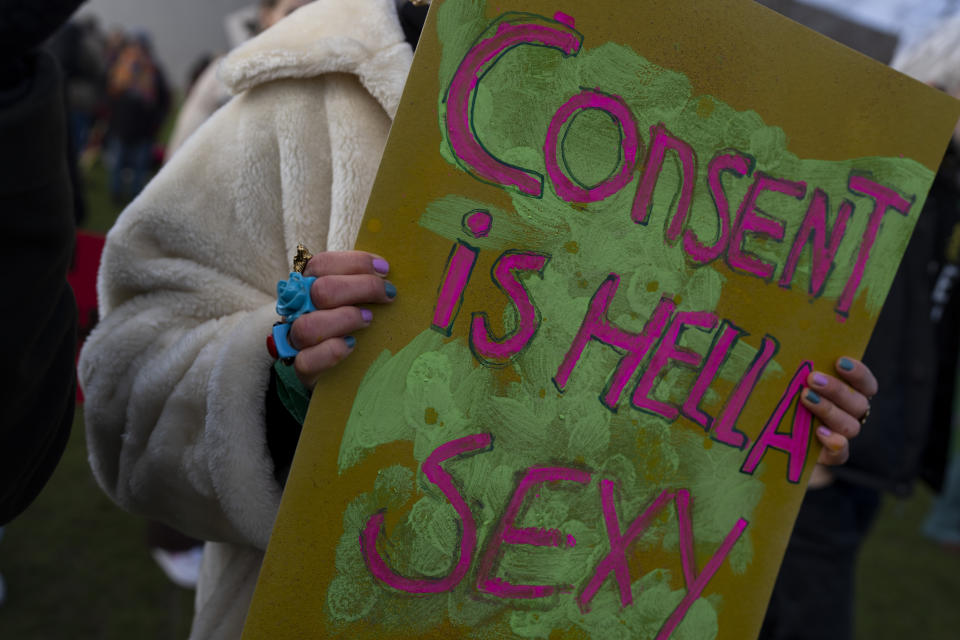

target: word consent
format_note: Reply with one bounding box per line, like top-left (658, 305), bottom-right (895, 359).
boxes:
top-left (360, 434), bottom-right (748, 640)
top-left (443, 12), bottom-right (914, 319)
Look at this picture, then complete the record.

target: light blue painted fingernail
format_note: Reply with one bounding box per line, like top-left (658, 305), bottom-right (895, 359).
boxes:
top-left (839, 357), bottom-right (855, 371)
top-left (806, 390), bottom-right (821, 404)
top-left (344, 336), bottom-right (356, 349)
top-left (385, 282), bottom-right (397, 299)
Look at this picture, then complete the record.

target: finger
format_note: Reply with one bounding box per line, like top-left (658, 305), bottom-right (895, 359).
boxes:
top-left (815, 425), bottom-right (849, 466)
top-left (288, 306), bottom-right (373, 351)
top-left (801, 388), bottom-right (861, 440)
top-left (806, 370), bottom-right (870, 424)
top-left (302, 251), bottom-right (389, 278)
top-left (310, 274), bottom-right (397, 310)
top-left (294, 336), bottom-right (357, 388)
top-left (834, 357), bottom-right (878, 398)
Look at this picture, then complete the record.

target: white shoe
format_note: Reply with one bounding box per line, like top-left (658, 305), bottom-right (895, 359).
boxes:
top-left (150, 546), bottom-right (204, 589)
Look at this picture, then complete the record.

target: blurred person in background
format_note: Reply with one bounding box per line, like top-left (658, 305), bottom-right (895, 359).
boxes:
top-left (81, 26), bottom-right (127, 168)
top-left (105, 30), bottom-right (169, 204)
top-left (103, 26), bottom-right (127, 68)
top-left (0, 0), bottom-right (86, 605)
top-left (48, 15), bottom-right (106, 156)
top-left (925, 386), bottom-right (960, 551)
top-left (165, 0), bottom-right (315, 160)
top-left (893, 15), bottom-right (960, 556)
top-left (760, 14), bottom-right (960, 640)
top-left (46, 14), bottom-right (107, 226)
top-left (185, 52), bottom-right (216, 95)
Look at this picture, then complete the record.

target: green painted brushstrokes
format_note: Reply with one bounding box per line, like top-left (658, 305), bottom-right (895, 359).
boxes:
top-left (435, 16), bottom-right (932, 314)
top-left (506, 571), bottom-right (720, 640)
top-left (327, 0), bottom-right (935, 636)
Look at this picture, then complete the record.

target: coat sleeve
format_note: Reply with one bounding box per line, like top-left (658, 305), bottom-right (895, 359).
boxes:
top-left (79, 70), bottom-right (392, 548)
top-left (77, 73), bottom-right (381, 548)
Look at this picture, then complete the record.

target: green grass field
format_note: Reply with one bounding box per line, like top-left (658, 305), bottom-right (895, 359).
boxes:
top-left (1, 119), bottom-right (958, 640)
top-left (0, 414), bottom-right (194, 639)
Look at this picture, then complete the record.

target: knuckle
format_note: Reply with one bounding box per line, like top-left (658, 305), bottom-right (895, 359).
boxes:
top-left (293, 351), bottom-right (311, 377)
top-left (836, 447), bottom-right (850, 465)
top-left (298, 342), bottom-right (337, 376)
top-left (820, 437), bottom-right (849, 465)
top-left (843, 365), bottom-right (878, 396)
top-left (847, 370), bottom-right (866, 387)
top-left (845, 419), bottom-right (861, 440)
top-left (329, 307), bottom-right (354, 334)
top-left (311, 277), bottom-right (338, 308)
top-left (289, 320), bottom-right (307, 350)
top-left (816, 399), bottom-right (838, 424)
top-left (325, 339), bottom-right (350, 363)
top-left (367, 276), bottom-right (385, 300)
top-left (307, 251), bottom-right (333, 275)
top-left (827, 449), bottom-right (849, 466)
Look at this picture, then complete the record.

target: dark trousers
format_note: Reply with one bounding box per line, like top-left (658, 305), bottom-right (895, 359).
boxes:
top-left (108, 137), bottom-right (153, 202)
top-left (758, 480), bottom-right (881, 640)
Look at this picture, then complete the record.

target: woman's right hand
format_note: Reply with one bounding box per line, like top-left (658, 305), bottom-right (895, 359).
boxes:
top-left (287, 251), bottom-right (395, 389)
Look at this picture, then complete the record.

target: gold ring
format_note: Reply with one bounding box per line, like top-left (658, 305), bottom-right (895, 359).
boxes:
top-left (293, 243), bottom-right (312, 274)
top-left (859, 405), bottom-right (871, 425)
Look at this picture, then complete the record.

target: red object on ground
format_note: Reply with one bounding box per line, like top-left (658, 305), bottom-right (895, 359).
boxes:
top-left (67, 230), bottom-right (107, 403)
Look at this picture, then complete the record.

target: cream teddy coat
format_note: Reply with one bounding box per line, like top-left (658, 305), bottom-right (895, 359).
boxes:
top-left (77, 1), bottom-right (413, 636)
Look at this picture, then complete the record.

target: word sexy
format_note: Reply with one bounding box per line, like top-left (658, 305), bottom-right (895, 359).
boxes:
top-left (443, 11), bottom-right (914, 319)
top-left (360, 433), bottom-right (748, 640)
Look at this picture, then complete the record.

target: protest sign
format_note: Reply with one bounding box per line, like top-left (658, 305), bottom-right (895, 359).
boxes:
top-left (244, 0), bottom-right (960, 637)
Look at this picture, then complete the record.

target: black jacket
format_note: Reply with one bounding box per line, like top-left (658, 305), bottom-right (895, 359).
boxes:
top-left (0, 49), bottom-right (78, 523)
top-left (836, 143), bottom-right (960, 496)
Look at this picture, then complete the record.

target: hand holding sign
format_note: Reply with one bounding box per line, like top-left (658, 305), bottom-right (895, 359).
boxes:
top-left (288, 251), bottom-right (396, 388)
top-left (804, 357), bottom-right (878, 466)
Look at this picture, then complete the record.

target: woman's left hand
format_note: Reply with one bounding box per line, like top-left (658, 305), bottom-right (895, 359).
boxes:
top-left (800, 357), bottom-right (878, 466)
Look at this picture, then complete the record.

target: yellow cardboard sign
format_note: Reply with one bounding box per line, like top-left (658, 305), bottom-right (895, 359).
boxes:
top-left (245, 1), bottom-right (959, 638)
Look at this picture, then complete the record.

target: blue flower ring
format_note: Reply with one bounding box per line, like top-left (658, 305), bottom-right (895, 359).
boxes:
top-left (276, 271), bottom-right (317, 322)
top-left (272, 322), bottom-right (299, 360)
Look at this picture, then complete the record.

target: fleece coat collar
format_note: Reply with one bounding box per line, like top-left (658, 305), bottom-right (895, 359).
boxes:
top-left (220, 0), bottom-right (412, 117)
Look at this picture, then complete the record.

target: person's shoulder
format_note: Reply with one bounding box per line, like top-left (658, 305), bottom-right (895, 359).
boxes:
top-left (218, 0), bottom-right (411, 103)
